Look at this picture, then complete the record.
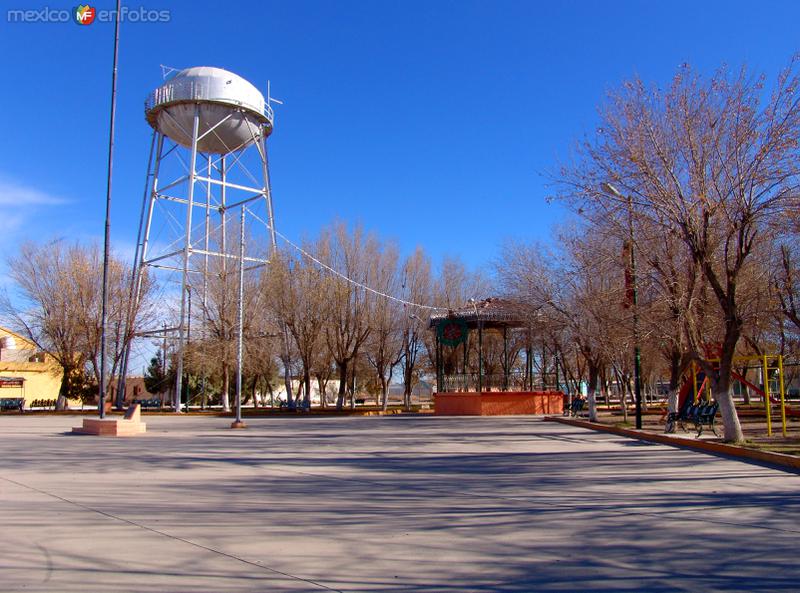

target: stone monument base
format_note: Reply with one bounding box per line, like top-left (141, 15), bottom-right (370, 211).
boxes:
top-left (72, 404), bottom-right (146, 436)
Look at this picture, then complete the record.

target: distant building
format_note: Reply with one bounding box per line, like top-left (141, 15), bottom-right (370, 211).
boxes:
top-left (109, 376), bottom-right (157, 404)
top-left (0, 327), bottom-right (64, 407)
top-left (388, 380), bottom-right (433, 399)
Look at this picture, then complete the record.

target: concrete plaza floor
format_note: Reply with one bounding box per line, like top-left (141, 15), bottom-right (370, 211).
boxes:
top-left (1, 415), bottom-right (798, 592)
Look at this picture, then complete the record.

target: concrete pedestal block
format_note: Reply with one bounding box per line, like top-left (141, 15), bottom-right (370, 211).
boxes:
top-left (72, 404), bottom-right (146, 436)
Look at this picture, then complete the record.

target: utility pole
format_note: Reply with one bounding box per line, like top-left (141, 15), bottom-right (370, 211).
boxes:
top-left (602, 182), bottom-right (643, 429)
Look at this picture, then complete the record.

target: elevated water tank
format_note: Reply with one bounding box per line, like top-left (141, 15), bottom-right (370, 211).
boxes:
top-left (145, 66), bottom-right (273, 154)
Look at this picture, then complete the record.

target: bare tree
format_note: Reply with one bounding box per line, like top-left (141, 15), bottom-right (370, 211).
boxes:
top-left (84, 255), bottom-right (156, 403)
top-left (554, 60), bottom-right (800, 441)
top-left (322, 223), bottom-right (376, 410)
top-left (189, 229), bottom-right (265, 411)
top-left (2, 241), bottom-right (153, 409)
top-left (777, 242), bottom-right (800, 332)
top-left (364, 243), bottom-right (402, 410)
top-left (266, 242), bottom-right (328, 409)
top-left (397, 248), bottom-right (432, 409)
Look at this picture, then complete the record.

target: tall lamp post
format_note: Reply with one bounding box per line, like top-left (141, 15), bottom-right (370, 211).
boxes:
top-left (99, 0), bottom-right (122, 418)
top-left (601, 183), bottom-right (643, 429)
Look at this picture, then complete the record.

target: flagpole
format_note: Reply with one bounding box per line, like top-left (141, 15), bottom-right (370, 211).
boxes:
top-left (99, 0), bottom-right (122, 418)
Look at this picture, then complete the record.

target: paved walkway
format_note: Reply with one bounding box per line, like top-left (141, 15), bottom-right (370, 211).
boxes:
top-left (1, 415), bottom-right (798, 592)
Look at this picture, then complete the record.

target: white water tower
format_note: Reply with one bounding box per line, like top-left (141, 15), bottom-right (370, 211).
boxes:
top-left (119, 66), bottom-right (281, 414)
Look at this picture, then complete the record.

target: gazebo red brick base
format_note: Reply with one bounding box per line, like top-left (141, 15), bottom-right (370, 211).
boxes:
top-left (434, 391), bottom-right (564, 416)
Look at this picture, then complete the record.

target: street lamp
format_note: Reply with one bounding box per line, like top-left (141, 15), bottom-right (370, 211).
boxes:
top-left (468, 298), bottom-right (483, 393)
top-left (601, 182), bottom-right (643, 429)
top-left (98, 0), bottom-right (122, 418)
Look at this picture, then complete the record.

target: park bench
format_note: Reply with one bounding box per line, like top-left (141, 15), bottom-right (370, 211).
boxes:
top-left (563, 398), bottom-right (586, 417)
top-left (0, 398), bottom-right (24, 412)
top-left (665, 401), bottom-right (719, 437)
top-left (137, 398), bottom-right (162, 409)
top-left (30, 398), bottom-right (56, 409)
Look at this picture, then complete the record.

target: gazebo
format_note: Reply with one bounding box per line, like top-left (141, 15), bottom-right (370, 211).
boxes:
top-left (429, 298), bottom-right (564, 415)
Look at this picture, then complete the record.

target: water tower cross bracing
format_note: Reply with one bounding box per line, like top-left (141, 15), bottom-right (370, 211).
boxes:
top-left (119, 66), bottom-right (280, 412)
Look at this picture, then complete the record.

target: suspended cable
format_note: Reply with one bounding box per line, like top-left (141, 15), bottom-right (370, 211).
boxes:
top-left (245, 207), bottom-right (445, 312)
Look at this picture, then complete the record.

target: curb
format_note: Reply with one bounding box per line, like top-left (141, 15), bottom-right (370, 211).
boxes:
top-left (545, 416), bottom-right (800, 472)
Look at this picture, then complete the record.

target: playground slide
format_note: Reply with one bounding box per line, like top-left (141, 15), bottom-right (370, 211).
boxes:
top-left (676, 377), bottom-right (692, 410)
top-left (676, 372), bottom-right (707, 411)
top-left (731, 370), bottom-right (779, 404)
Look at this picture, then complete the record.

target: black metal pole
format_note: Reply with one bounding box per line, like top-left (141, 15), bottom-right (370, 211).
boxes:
top-left (99, 0), bottom-right (122, 419)
top-left (503, 326), bottom-right (508, 391)
top-left (185, 286), bottom-right (191, 412)
top-left (527, 343), bottom-right (533, 392)
top-left (555, 354), bottom-right (560, 392)
top-left (628, 194), bottom-right (643, 429)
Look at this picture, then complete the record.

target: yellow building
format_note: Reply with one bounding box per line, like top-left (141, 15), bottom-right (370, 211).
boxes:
top-left (0, 327), bottom-right (65, 408)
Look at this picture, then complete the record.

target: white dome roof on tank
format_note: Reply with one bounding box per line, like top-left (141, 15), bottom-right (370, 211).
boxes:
top-left (146, 66), bottom-right (269, 123)
top-left (145, 65), bottom-right (273, 154)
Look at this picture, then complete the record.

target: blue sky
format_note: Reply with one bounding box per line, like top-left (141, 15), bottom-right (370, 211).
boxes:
top-left (1, 0), bottom-right (799, 275)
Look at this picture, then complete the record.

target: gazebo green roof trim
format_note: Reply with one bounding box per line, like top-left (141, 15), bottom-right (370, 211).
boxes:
top-left (429, 297), bottom-right (527, 330)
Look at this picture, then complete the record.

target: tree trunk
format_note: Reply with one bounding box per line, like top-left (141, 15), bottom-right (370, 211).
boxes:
top-left (221, 363), bottom-right (231, 412)
top-left (317, 375), bottom-right (327, 410)
top-left (403, 361), bottom-right (413, 411)
top-left (381, 375), bottom-right (389, 411)
top-left (613, 366), bottom-right (628, 422)
top-left (266, 378), bottom-right (274, 407)
top-left (714, 379), bottom-right (744, 442)
top-left (713, 316), bottom-right (745, 442)
top-left (667, 351), bottom-right (681, 414)
top-left (738, 366), bottom-right (751, 405)
top-left (349, 368), bottom-right (356, 410)
top-left (282, 353), bottom-right (294, 408)
top-left (336, 361), bottom-right (347, 410)
top-left (587, 363), bottom-right (599, 422)
top-left (56, 366), bottom-right (72, 411)
top-left (303, 369), bottom-right (312, 410)
top-left (715, 356), bottom-right (745, 442)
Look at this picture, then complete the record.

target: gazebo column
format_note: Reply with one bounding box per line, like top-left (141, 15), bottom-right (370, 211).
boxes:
top-left (435, 332), bottom-right (442, 393)
top-left (462, 338), bottom-right (467, 391)
top-left (502, 326), bottom-right (508, 391)
top-left (542, 341), bottom-right (547, 390)
top-left (527, 343), bottom-right (533, 392)
top-left (555, 354), bottom-right (560, 391)
top-left (478, 321), bottom-right (483, 393)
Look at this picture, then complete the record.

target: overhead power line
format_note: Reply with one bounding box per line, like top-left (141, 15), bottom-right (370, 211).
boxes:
top-left (245, 207), bottom-right (445, 312)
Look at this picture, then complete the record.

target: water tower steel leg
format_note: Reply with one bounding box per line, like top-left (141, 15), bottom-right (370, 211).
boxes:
top-left (200, 155), bottom-right (211, 412)
top-left (116, 130), bottom-right (159, 408)
top-left (220, 156), bottom-right (228, 410)
top-left (259, 137), bottom-right (277, 252)
top-left (203, 155), bottom-right (211, 312)
top-left (234, 205), bottom-right (245, 425)
top-left (174, 105), bottom-right (200, 413)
